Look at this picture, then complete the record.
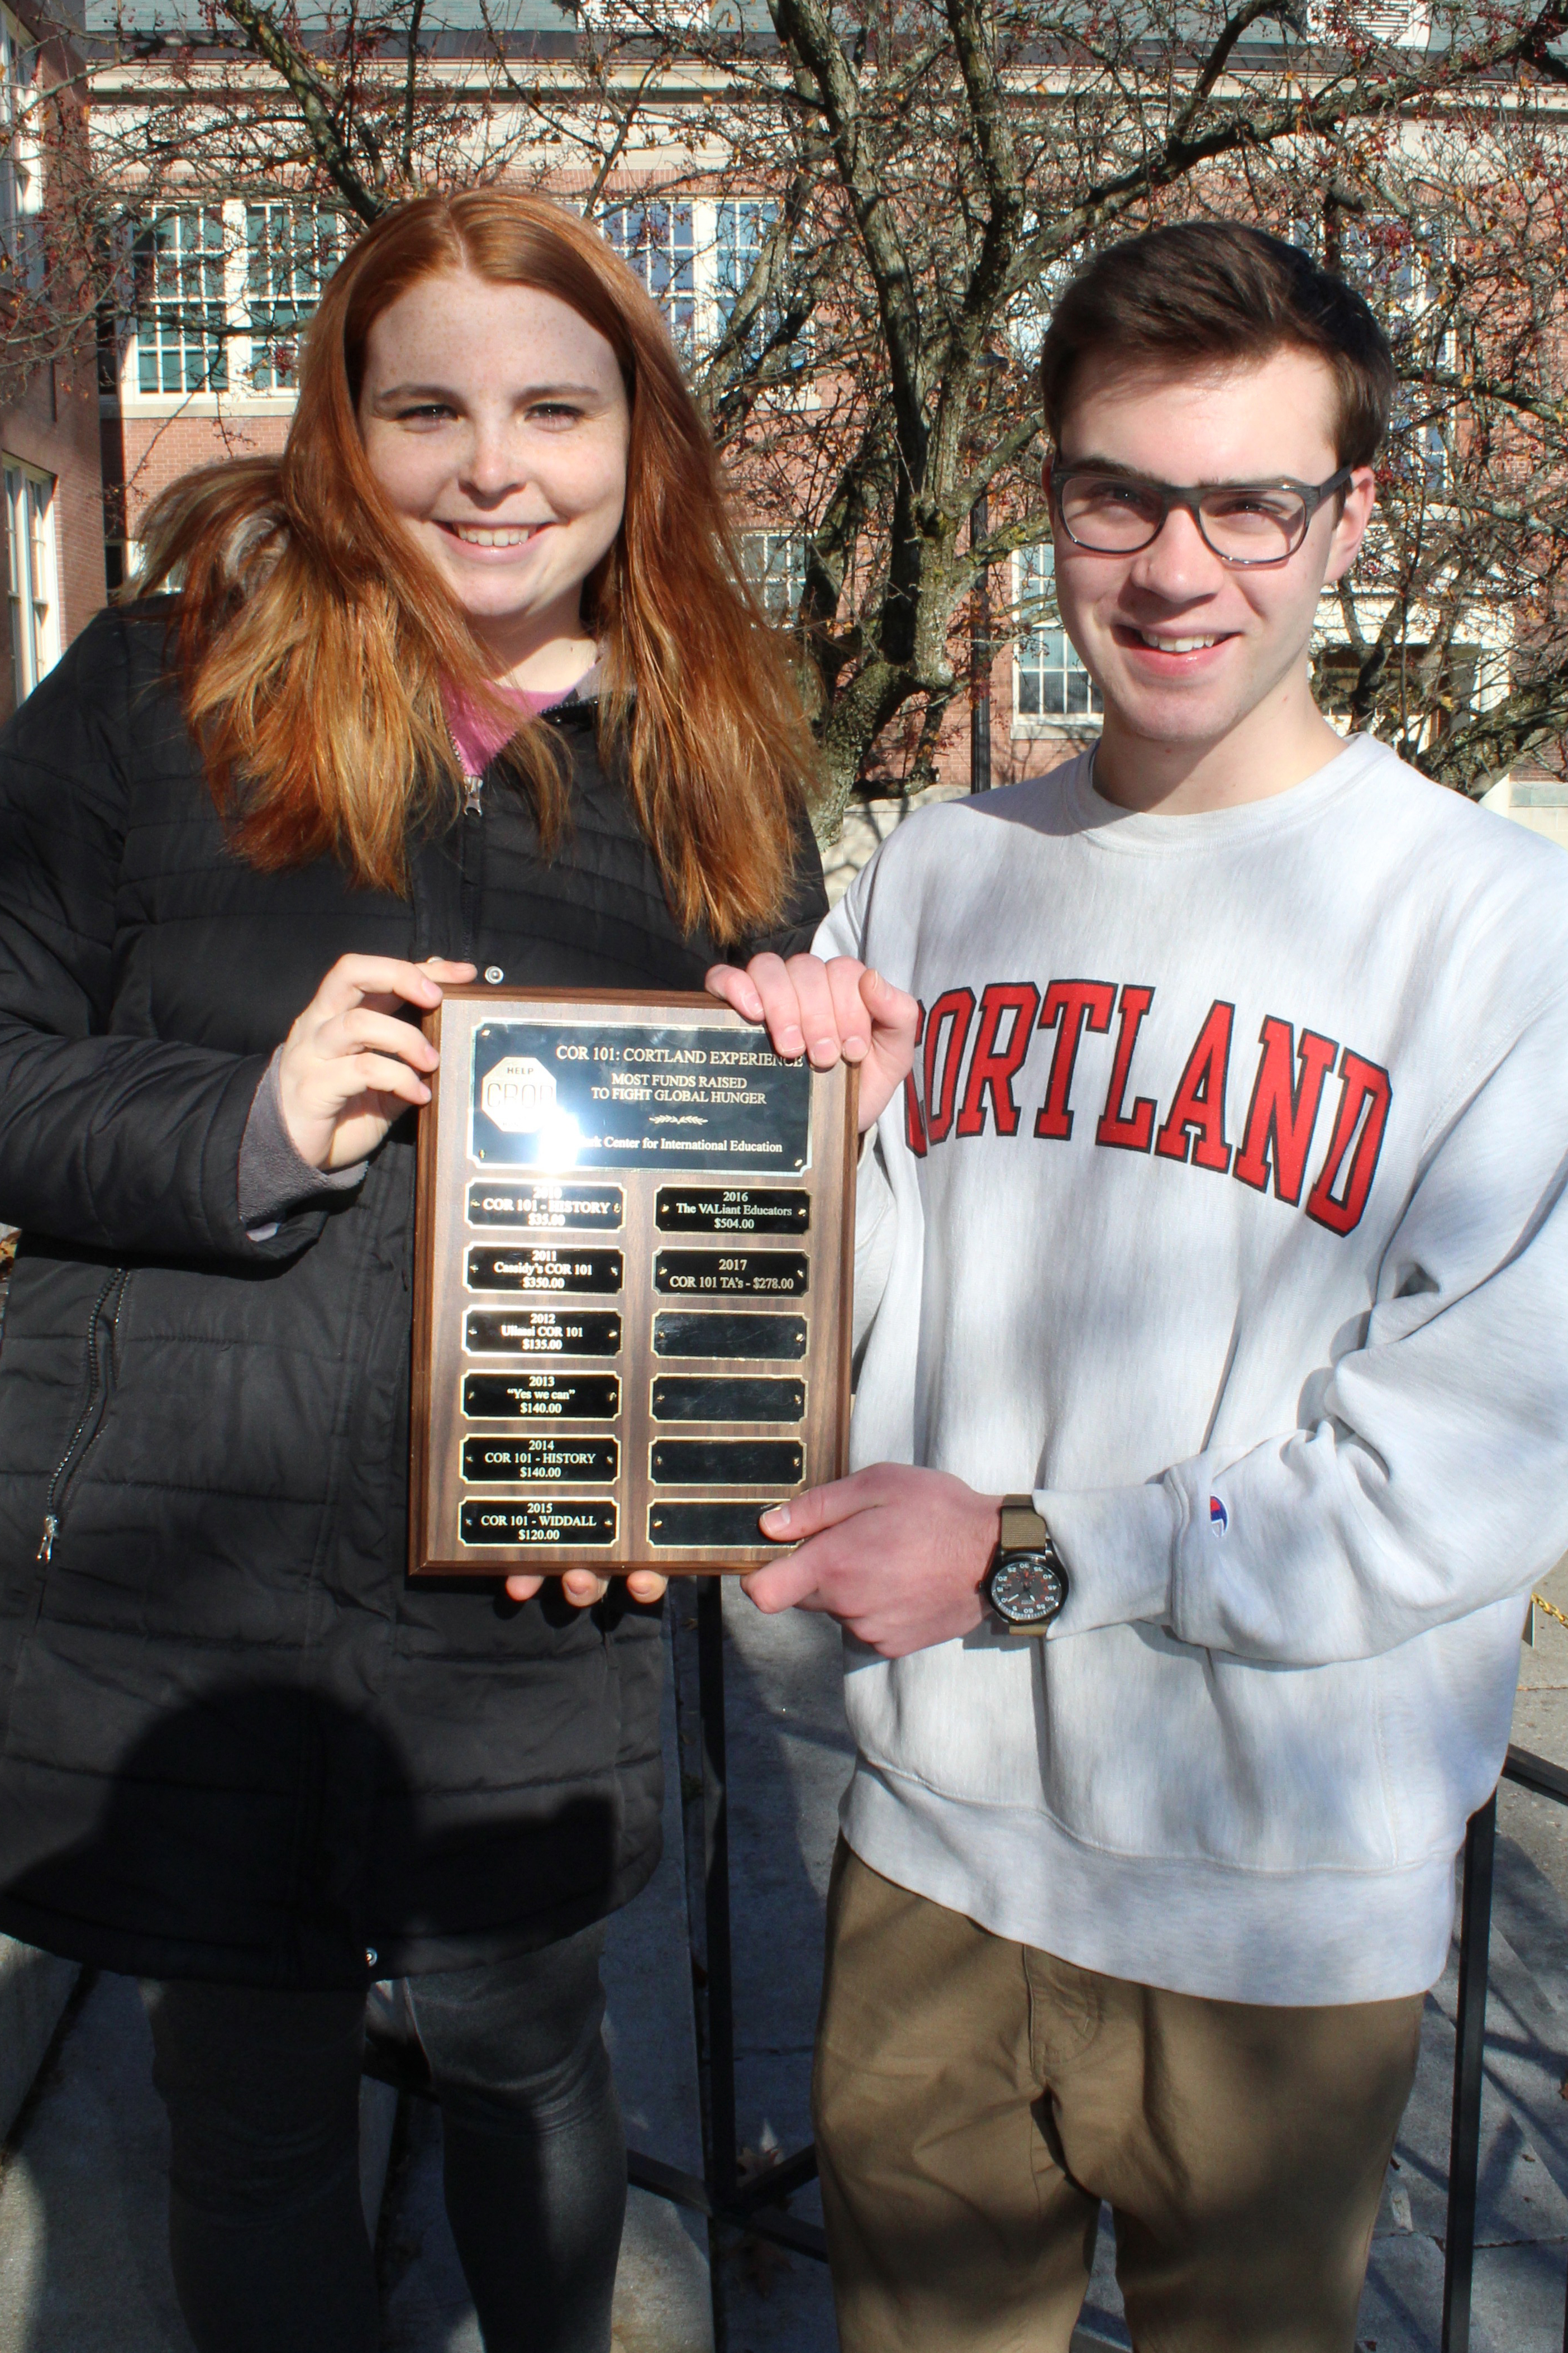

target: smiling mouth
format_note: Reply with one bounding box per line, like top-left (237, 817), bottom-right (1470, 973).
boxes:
top-left (438, 522), bottom-right (546, 549)
top-left (1123, 627), bottom-right (1228, 653)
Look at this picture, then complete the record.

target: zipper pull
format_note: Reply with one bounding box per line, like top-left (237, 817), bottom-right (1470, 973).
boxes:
top-left (464, 778), bottom-right (483, 815)
top-left (37, 1514), bottom-right (58, 1562)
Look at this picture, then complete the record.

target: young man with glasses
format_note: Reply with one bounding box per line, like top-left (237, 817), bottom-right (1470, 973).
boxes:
top-left (707, 221), bottom-right (1568, 2349)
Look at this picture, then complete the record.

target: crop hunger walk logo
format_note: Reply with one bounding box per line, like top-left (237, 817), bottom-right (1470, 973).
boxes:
top-left (1209, 1495), bottom-right (1228, 1535)
top-left (481, 1056), bottom-right (557, 1134)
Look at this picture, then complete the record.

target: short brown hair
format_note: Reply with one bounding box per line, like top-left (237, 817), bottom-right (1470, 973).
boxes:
top-left (1039, 221), bottom-right (1397, 469)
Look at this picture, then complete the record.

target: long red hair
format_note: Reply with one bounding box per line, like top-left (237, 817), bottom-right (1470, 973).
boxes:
top-left (134, 191), bottom-right (816, 940)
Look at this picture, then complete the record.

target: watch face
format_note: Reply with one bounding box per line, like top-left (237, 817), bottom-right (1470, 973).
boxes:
top-left (990, 1553), bottom-right (1066, 1625)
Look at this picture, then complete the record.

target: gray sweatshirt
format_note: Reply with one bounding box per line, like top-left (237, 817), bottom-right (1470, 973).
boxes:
top-left (819, 735), bottom-right (1568, 2004)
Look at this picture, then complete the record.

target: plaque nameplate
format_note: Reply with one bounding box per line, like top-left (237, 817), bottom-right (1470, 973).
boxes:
top-left (411, 988), bottom-right (855, 1576)
top-left (461, 1498), bottom-right (618, 1546)
top-left (466, 1247), bottom-right (624, 1294)
top-left (656, 1186), bottom-right (809, 1234)
top-left (462, 1371), bottom-right (622, 1419)
top-left (466, 1181), bottom-right (624, 1229)
top-left (650, 1439), bottom-right (804, 1485)
top-left (465, 1309), bottom-right (624, 1357)
top-left (654, 1249), bottom-right (809, 1297)
top-left (461, 1435), bottom-right (620, 1483)
top-left (651, 1374), bottom-right (807, 1422)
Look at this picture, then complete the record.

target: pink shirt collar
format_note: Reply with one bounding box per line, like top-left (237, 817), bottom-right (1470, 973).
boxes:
top-left (442, 666), bottom-right (597, 781)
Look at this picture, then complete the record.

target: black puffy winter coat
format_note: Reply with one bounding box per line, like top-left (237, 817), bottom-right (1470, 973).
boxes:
top-left (0, 602), bottom-right (824, 1988)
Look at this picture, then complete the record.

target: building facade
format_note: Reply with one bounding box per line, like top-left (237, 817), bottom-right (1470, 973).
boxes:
top-left (0, 0), bottom-right (107, 725)
top-left (74, 6), bottom-right (1568, 819)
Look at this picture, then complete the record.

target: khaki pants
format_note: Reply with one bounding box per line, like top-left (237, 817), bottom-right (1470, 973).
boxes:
top-left (812, 1842), bottom-right (1423, 2353)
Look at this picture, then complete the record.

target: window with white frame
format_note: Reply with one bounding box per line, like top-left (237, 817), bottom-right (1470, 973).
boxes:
top-left (135, 211), bottom-right (229, 396)
top-left (714, 199), bottom-right (809, 366)
top-left (4, 457), bottom-right (60, 705)
top-left (0, 4), bottom-right (41, 273)
top-left (1006, 240), bottom-right (1079, 368)
top-left (740, 530), bottom-right (807, 622)
top-left (599, 198), bottom-right (816, 372)
top-left (603, 201), bottom-right (697, 357)
top-left (580, 0), bottom-right (708, 27)
top-left (1341, 216), bottom-right (1453, 496)
top-left (1305, 0), bottom-right (1431, 42)
top-left (1014, 545), bottom-right (1102, 722)
top-left (246, 204), bottom-right (342, 391)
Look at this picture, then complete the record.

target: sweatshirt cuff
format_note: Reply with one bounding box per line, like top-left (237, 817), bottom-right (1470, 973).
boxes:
top-left (238, 1046), bottom-right (368, 1229)
top-left (1033, 1477), bottom-right (1184, 1638)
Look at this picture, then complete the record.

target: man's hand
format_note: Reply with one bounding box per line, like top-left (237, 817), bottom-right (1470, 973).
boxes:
top-left (704, 953), bottom-right (919, 1133)
top-left (741, 1467), bottom-right (1003, 1658)
top-left (503, 1569), bottom-right (669, 1608)
top-left (278, 955), bottom-right (477, 1170)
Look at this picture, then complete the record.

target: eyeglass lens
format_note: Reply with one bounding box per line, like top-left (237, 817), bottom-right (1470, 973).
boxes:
top-left (1058, 474), bottom-right (1309, 563)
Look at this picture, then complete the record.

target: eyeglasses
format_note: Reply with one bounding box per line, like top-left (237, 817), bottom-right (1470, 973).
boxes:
top-left (1051, 464), bottom-right (1354, 568)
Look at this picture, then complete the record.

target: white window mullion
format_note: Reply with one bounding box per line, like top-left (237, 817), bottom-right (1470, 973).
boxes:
top-left (693, 199), bottom-right (717, 359)
top-left (1013, 546), bottom-right (1102, 724)
top-left (4, 455), bottom-right (60, 706)
top-left (221, 199), bottom-right (246, 399)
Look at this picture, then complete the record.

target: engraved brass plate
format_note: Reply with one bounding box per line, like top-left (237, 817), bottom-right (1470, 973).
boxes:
top-left (656, 1186), bottom-right (809, 1234)
top-left (461, 1371), bottom-right (621, 1419)
top-left (411, 988), bottom-right (855, 1576)
top-left (461, 1435), bottom-right (619, 1484)
top-left (466, 1247), bottom-right (623, 1295)
top-left (465, 1309), bottom-right (623, 1357)
top-left (466, 1181), bottom-right (623, 1230)
top-left (471, 1020), bottom-right (810, 1171)
top-left (461, 1498), bottom-right (617, 1546)
top-left (654, 1250), bottom-right (808, 1298)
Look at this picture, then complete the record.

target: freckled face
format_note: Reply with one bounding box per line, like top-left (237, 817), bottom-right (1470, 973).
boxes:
top-left (356, 270), bottom-right (631, 643)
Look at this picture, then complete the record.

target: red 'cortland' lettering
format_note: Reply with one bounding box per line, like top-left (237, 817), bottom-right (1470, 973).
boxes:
top-left (897, 977), bottom-right (1391, 1238)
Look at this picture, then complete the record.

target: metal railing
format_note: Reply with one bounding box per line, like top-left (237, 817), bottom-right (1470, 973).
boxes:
top-left (628, 1574), bottom-right (826, 2262)
top-left (1443, 1742), bottom-right (1568, 2353)
top-left (672, 1635), bottom-right (1568, 2335)
top-left (364, 1595), bottom-right (1567, 2339)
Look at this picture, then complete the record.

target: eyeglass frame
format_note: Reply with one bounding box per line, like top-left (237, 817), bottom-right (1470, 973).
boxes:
top-left (1048, 462), bottom-right (1357, 569)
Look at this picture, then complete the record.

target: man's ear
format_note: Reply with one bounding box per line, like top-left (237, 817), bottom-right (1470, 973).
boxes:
top-left (1324, 465), bottom-right (1378, 586)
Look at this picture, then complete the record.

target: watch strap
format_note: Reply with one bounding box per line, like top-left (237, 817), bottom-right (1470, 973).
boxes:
top-left (998, 1494), bottom-right (1050, 1553)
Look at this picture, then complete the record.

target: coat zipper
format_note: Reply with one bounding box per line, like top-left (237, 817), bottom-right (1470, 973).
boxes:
top-left (459, 769), bottom-right (484, 966)
top-left (37, 1268), bottom-right (129, 1562)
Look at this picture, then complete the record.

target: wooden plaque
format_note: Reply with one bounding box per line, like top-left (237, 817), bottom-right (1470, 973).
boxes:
top-left (409, 986), bottom-right (857, 1577)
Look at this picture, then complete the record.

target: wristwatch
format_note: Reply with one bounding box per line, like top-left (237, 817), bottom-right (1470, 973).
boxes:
top-left (984, 1495), bottom-right (1069, 1636)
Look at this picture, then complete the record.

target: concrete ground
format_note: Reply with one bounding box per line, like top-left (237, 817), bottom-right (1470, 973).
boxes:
top-left (3, 1574), bottom-right (1568, 2351)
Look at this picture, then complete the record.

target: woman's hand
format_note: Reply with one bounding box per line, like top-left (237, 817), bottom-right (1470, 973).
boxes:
top-left (278, 956), bottom-right (477, 1170)
top-left (704, 953), bottom-right (919, 1133)
top-left (503, 1568), bottom-right (669, 1608)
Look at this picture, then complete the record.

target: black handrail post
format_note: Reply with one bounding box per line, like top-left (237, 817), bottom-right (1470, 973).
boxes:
top-left (697, 1574), bottom-right (739, 2206)
top-left (1441, 1791), bottom-right (1497, 2353)
top-left (969, 489), bottom-right (993, 795)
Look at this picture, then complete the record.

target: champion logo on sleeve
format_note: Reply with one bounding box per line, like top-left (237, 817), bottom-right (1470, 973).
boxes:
top-left (1209, 1496), bottom-right (1228, 1534)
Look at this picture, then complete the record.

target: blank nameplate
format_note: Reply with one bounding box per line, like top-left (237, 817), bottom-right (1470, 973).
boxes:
top-left (651, 1312), bottom-right (808, 1361)
top-left (650, 1439), bottom-right (804, 1486)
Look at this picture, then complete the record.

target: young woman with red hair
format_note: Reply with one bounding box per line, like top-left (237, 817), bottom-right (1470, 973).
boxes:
top-left (0, 190), bottom-right (823, 2351)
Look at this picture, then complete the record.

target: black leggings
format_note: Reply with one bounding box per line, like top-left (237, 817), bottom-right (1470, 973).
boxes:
top-left (141, 1923), bottom-right (626, 2353)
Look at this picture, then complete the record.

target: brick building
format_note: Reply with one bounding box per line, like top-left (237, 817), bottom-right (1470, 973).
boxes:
top-left (0, 1), bottom-right (107, 725)
top-left (74, 7), bottom-right (1566, 815)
